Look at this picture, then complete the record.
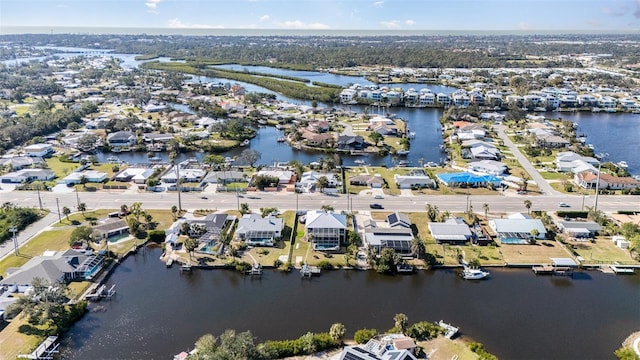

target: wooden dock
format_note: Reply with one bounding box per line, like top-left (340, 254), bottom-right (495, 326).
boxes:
top-left (532, 264), bottom-right (554, 274)
top-left (610, 265), bottom-right (635, 275)
top-left (300, 265), bottom-right (321, 278)
top-left (166, 258), bottom-right (174, 268)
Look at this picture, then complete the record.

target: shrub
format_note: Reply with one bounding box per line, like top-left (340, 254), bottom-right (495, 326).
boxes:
top-left (317, 260), bottom-right (333, 270)
top-left (406, 321), bottom-right (445, 340)
top-left (147, 229), bottom-right (165, 243)
top-left (354, 328), bottom-right (377, 344)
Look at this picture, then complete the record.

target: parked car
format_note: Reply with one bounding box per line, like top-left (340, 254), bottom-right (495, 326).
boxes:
top-left (558, 202), bottom-right (571, 208)
top-left (374, 194), bottom-right (384, 199)
top-left (369, 203), bottom-right (383, 209)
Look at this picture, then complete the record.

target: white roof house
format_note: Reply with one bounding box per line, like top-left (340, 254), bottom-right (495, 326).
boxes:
top-left (305, 210), bottom-right (347, 251)
top-left (0, 169), bottom-right (55, 183)
top-left (467, 160), bottom-right (507, 176)
top-left (60, 170), bottom-right (107, 185)
top-left (489, 218), bottom-right (547, 243)
top-left (428, 219), bottom-right (473, 244)
top-left (299, 171), bottom-right (340, 190)
top-left (23, 143), bottom-right (54, 157)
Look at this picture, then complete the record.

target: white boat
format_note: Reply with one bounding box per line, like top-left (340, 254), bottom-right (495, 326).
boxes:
top-left (587, 144), bottom-right (595, 150)
top-left (240, 139), bottom-right (250, 146)
top-left (617, 161), bottom-right (628, 168)
top-left (354, 159), bottom-right (366, 165)
top-left (396, 149), bottom-right (410, 155)
top-left (437, 320), bottom-right (459, 339)
top-left (462, 267), bottom-right (490, 280)
top-left (591, 107), bottom-right (601, 113)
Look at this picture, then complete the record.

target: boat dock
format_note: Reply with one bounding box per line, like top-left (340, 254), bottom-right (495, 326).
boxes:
top-left (437, 320), bottom-right (459, 339)
top-left (532, 264), bottom-right (554, 274)
top-left (18, 335), bottom-right (59, 359)
top-left (609, 265), bottom-right (635, 275)
top-left (300, 264), bottom-right (321, 278)
top-left (180, 264), bottom-right (192, 272)
top-left (248, 264), bottom-right (263, 276)
top-left (533, 258), bottom-right (577, 276)
top-left (166, 258), bottom-right (174, 268)
top-left (85, 284), bottom-right (116, 301)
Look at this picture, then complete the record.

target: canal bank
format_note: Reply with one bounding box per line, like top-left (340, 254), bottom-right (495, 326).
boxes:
top-left (58, 246), bottom-right (640, 360)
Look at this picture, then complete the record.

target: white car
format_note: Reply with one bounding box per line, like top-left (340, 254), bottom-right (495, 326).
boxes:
top-left (558, 202), bottom-right (571, 208)
top-left (374, 194), bottom-right (384, 199)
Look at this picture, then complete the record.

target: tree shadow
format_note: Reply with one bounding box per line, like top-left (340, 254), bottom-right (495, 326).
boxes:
top-left (18, 324), bottom-right (49, 337)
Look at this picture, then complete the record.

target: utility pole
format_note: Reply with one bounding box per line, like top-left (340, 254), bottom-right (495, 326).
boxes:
top-left (594, 154), bottom-right (605, 212)
top-left (56, 198), bottom-right (62, 223)
top-left (75, 186), bottom-right (80, 208)
top-left (36, 187), bottom-right (43, 210)
top-left (175, 163), bottom-right (183, 212)
top-left (9, 226), bottom-right (19, 256)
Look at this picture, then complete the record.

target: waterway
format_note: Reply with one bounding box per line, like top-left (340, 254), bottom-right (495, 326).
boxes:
top-left (58, 247), bottom-right (640, 360)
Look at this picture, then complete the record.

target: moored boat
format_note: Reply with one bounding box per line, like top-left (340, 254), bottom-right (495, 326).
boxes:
top-left (461, 267), bottom-right (490, 280)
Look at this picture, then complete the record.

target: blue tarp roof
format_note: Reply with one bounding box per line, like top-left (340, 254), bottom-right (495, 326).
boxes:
top-left (437, 172), bottom-right (502, 184)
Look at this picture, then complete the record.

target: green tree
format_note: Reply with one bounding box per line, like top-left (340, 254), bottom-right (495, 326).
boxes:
top-left (329, 323), bottom-right (346, 344)
top-left (62, 206), bottom-right (71, 221)
top-left (240, 203), bottom-right (251, 215)
top-left (374, 248), bottom-right (401, 274)
top-left (530, 228), bottom-right (540, 244)
top-left (345, 244), bottom-right (358, 266)
top-left (77, 202), bottom-right (86, 216)
top-left (368, 132), bottom-right (384, 146)
top-left (184, 237), bottom-right (199, 262)
top-left (411, 237), bottom-right (425, 259)
top-left (193, 334), bottom-right (218, 358)
top-left (524, 199), bottom-right (532, 214)
top-left (614, 347), bottom-right (640, 360)
top-left (394, 313), bottom-right (409, 335)
top-left (70, 226), bottom-right (93, 245)
top-left (354, 328), bottom-right (377, 344)
top-left (317, 176), bottom-right (329, 192)
top-left (171, 205), bottom-right (178, 220)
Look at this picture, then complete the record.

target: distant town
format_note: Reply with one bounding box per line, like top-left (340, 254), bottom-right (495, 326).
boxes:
top-left (0, 33), bottom-right (639, 360)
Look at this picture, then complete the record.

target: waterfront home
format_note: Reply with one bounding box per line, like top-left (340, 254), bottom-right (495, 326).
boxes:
top-left (436, 172), bottom-right (502, 188)
top-left (349, 174), bottom-right (385, 188)
top-left (555, 151), bottom-right (600, 172)
top-left (92, 218), bottom-right (130, 240)
top-left (336, 135), bottom-right (365, 150)
top-left (468, 144), bottom-right (501, 160)
top-left (363, 227), bottom-right (414, 256)
top-left (143, 132), bottom-right (175, 143)
top-left (299, 171), bottom-right (340, 191)
top-left (60, 170), bottom-right (107, 185)
top-left (114, 167), bottom-right (155, 184)
top-left (0, 156), bottom-right (45, 170)
top-left (0, 168), bottom-right (55, 183)
top-left (489, 218), bottom-right (546, 244)
top-left (574, 171), bottom-right (640, 190)
top-left (300, 130), bottom-right (334, 147)
top-left (557, 220), bottom-right (602, 239)
top-left (0, 249), bottom-right (104, 288)
top-left (235, 213), bottom-right (284, 246)
top-left (339, 335), bottom-right (418, 360)
top-left (187, 213), bottom-right (230, 242)
top-left (23, 143), bottom-right (54, 158)
top-left (305, 210), bottom-right (347, 251)
top-left (253, 168), bottom-right (296, 185)
top-left (394, 173), bottom-right (436, 189)
top-left (203, 170), bottom-right (248, 184)
top-left (467, 160), bottom-right (508, 176)
top-left (107, 131), bottom-right (136, 148)
top-left (161, 166), bottom-right (206, 183)
top-left (428, 218), bottom-right (473, 245)
top-left (387, 212), bottom-right (412, 229)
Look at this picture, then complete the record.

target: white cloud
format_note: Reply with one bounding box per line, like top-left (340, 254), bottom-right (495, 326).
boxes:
top-left (167, 18), bottom-right (224, 29)
top-left (145, 0), bottom-right (162, 10)
top-left (517, 22), bottom-right (531, 30)
top-left (259, 15), bottom-right (270, 22)
top-left (380, 20), bottom-right (401, 29)
top-left (273, 20), bottom-right (330, 29)
top-left (373, 1), bottom-right (384, 8)
top-left (405, 19), bottom-right (415, 26)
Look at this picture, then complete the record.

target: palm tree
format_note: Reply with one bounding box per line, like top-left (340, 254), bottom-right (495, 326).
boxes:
top-left (411, 237), bottom-right (425, 259)
top-left (77, 203), bottom-right (86, 216)
top-left (483, 203), bottom-right (489, 220)
top-left (171, 205), bottom-right (178, 220)
top-left (394, 313), bottom-right (408, 335)
top-left (62, 206), bottom-right (71, 221)
top-left (524, 199), bottom-right (532, 214)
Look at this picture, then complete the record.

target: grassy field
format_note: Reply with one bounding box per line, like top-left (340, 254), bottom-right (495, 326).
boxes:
top-left (0, 229), bottom-right (73, 277)
top-left (419, 337), bottom-right (480, 360)
top-left (0, 314), bottom-right (46, 360)
top-left (566, 238), bottom-right (639, 265)
top-left (500, 240), bottom-right (572, 264)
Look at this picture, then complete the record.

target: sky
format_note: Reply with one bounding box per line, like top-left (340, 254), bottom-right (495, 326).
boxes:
top-left (1, 0), bottom-right (640, 33)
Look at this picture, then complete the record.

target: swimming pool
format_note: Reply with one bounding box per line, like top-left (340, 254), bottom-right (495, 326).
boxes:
top-left (500, 237), bottom-right (530, 245)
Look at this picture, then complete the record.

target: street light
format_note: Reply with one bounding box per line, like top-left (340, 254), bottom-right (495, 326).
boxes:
top-left (594, 153), bottom-right (607, 212)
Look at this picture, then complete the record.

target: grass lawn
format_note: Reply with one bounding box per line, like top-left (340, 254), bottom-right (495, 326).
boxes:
top-left (45, 156), bottom-right (78, 178)
top-left (0, 229), bottom-right (73, 277)
top-left (566, 238), bottom-right (639, 265)
top-left (539, 171), bottom-right (568, 180)
top-left (418, 337), bottom-right (480, 360)
top-left (51, 209), bottom-right (117, 227)
top-left (67, 281), bottom-right (93, 299)
top-left (425, 243), bottom-right (465, 266)
top-left (0, 314), bottom-right (47, 360)
top-left (500, 240), bottom-right (572, 265)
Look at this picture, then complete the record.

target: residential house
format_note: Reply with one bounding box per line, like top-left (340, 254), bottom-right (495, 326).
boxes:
top-left (557, 220), bottom-right (602, 239)
top-left (253, 169), bottom-right (296, 185)
top-left (23, 143), bottom-right (54, 158)
top-left (161, 166), bottom-right (206, 183)
top-left (468, 144), bottom-right (500, 160)
top-left (336, 135), bottom-right (365, 150)
top-left (363, 228), bottom-right (414, 256)
top-left (0, 169), bottom-right (55, 183)
top-left (0, 249), bottom-right (104, 287)
top-left (437, 172), bottom-right (502, 188)
top-left (0, 156), bottom-right (45, 170)
top-left (574, 171), bottom-right (640, 190)
top-left (299, 171), bottom-right (340, 191)
top-left (188, 213), bottom-right (230, 242)
top-left (92, 218), bottom-right (130, 240)
top-left (236, 214), bottom-right (284, 246)
top-left (107, 131), bottom-right (136, 148)
top-left (305, 210), bottom-right (347, 251)
top-left (467, 160), bottom-right (508, 176)
top-left (339, 335), bottom-right (418, 360)
top-left (114, 167), bottom-right (155, 184)
top-left (203, 170), bottom-right (248, 184)
top-left (394, 172), bottom-right (435, 189)
top-left (387, 212), bottom-right (411, 229)
top-left (489, 217), bottom-right (546, 244)
top-left (349, 174), bottom-right (385, 188)
top-left (555, 151), bottom-right (599, 172)
top-left (60, 170), bottom-right (107, 185)
top-left (428, 218), bottom-right (473, 245)
top-left (300, 130), bottom-right (334, 147)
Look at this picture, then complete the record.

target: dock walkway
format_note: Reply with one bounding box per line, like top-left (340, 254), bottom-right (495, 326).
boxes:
top-left (18, 336), bottom-right (59, 359)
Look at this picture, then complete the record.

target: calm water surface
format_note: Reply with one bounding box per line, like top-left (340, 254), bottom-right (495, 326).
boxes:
top-left (59, 247), bottom-right (640, 360)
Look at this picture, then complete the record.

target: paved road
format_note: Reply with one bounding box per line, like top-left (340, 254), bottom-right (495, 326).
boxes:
top-left (494, 124), bottom-right (558, 196)
top-left (2, 189), bottom-right (638, 260)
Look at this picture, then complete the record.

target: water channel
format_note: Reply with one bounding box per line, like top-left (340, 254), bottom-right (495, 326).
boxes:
top-left (58, 247), bottom-right (640, 360)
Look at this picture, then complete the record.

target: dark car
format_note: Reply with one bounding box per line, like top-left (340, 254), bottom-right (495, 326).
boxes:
top-left (369, 203), bottom-right (383, 209)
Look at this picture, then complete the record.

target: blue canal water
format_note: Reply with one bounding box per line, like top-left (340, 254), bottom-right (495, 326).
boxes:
top-left (57, 247), bottom-right (640, 360)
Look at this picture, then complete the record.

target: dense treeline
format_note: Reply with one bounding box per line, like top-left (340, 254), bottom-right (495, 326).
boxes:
top-left (2, 33), bottom-right (638, 69)
top-left (144, 61), bottom-right (341, 102)
top-left (0, 203), bottom-right (43, 244)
